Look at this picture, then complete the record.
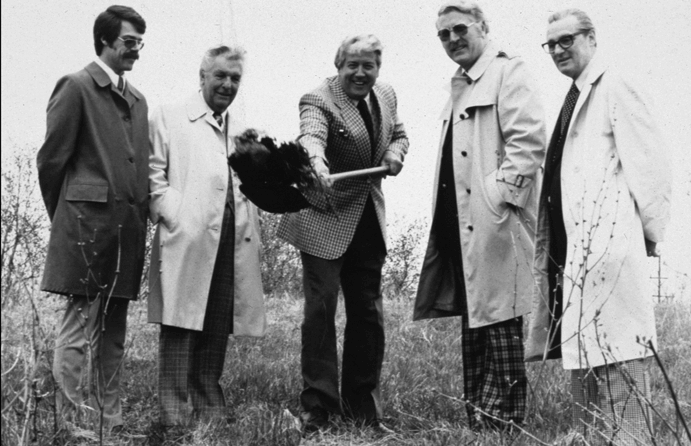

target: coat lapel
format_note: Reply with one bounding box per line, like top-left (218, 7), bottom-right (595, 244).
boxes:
top-left (329, 77), bottom-right (373, 167)
top-left (567, 57), bottom-right (607, 138)
top-left (85, 62), bottom-right (138, 109)
top-left (185, 93), bottom-right (227, 156)
top-left (371, 84), bottom-right (389, 164)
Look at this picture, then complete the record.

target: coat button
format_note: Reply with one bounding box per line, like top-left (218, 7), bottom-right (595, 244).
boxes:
top-left (441, 183), bottom-right (447, 189)
top-left (245, 237), bottom-right (251, 242)
top-left (466, 188), bottom-right (471, 194)
top-left (466, 79), bottom-right (472, 85)
top-left (460, 114), bottom-right (465, 120)
top-left (128, 157), bottom-right (134, 163)
top-left (128, 198), bottom-right (135, 205)
top-left (123, 115), bottom-right (131, 122)
top-left (468, 225), bottom-right (474, 231)
top-left (461, 151), bottom-right (468, 157)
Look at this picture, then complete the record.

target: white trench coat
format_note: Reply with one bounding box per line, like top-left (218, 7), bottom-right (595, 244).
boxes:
top-left (147, 92), bottom-right (266, 337)
top-left (525, 56), bottom-right (671, 369)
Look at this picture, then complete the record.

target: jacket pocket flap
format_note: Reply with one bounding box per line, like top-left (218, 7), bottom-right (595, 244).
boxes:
top-left (65, 184), bottom-right (109, 202)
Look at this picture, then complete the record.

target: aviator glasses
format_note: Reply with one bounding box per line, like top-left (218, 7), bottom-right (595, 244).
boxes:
top-left (118, 37), bottom-right (145, 50)
top-left (437, 22), bottom-right (478, 42)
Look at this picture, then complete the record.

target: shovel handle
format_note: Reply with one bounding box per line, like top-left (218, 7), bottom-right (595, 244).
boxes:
top-left (326, 166), bottom-right (390, 183)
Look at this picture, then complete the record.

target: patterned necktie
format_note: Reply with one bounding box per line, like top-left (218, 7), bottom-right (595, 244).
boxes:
top-left (560, 83), bottom-right (579, 134)
top-left (213, 112), bottom-right (224, 129)
top-left (117, 75), bottom-right (124, 94)
top-left (356, 99), bottom-right (375, 153)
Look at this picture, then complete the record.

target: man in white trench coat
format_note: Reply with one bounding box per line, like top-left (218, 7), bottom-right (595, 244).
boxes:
top-left (414, 0), bottom-right (546, 431)
top-left (525, 9), bottom-right (672, 445)
top-left (148, 44), bottom-right (266, 427)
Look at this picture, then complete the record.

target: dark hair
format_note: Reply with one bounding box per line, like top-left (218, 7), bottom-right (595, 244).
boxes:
top-left (93, 5), bottom-right (146, 55)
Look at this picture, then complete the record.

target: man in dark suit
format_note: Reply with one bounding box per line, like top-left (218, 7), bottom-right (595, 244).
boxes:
top-left (36, 5), bottom-right (148, 431)
top-left (278, 34), bottom-right (409, 433)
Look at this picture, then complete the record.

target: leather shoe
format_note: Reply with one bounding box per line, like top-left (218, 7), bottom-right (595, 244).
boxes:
top-left (300, 408), bottom-right (329, 434)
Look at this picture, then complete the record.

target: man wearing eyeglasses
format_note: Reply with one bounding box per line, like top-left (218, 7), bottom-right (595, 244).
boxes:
top-left (526, 9), bottom-right (671, 444)
top-left (36, 5), bottom-right (148, 432)
top-left (414, 0), bottom-right (545, 432)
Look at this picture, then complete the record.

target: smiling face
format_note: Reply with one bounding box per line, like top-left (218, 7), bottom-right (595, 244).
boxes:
top-left (437, 10), bottom-right (488, 70)
top-left (338, 51), bottom-right (380, 101)
top-left (546, 15), bottom-right (596, 80)
top-left (200, 56), bottom-right (243, 113)
top-left (100, 21), bottom-right (143, 74)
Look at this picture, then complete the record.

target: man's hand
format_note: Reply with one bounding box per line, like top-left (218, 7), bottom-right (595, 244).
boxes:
top-left (645, 238), bottom-right (660, 257)
top-left (311, 157), bottom-right (333, 188)
top-left (380, 150), bottom-right (403, 176)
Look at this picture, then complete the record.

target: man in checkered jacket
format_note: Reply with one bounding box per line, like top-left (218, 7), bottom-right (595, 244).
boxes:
top-left (278, 34), bottom-right (409, 433)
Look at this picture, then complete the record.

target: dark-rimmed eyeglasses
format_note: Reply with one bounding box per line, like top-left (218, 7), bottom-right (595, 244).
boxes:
top-left (118, 37), bottom-right (144, 50)
top-left (541, 31), bottom-right (588, 54)
top-left (437, 22), bottom-right (478, 42)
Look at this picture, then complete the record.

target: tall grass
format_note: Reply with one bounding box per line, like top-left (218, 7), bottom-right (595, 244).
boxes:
top-left (2, 151), bottom-right (689, 445)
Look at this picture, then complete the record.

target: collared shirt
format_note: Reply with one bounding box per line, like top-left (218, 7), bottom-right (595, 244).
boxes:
top-left (349, 93), bottom-right (373, 114)
top-left (199, 90), bottom-right (228, 131)
top-left (94, 57), bottom-right (126, 91)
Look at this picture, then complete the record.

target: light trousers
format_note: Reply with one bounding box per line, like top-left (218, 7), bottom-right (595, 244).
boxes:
top-left (52, 294), bottom-right (128, 430)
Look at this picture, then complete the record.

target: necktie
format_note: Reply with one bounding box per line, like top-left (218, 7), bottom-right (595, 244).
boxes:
top-left (560, 83), bottom-right (579, 134)
top-left (213, 112), bottom-right (224, 129)
top-left (356, 99), bottom-right (375, 155)
top-left (117, 75), bottom-right (124, 94)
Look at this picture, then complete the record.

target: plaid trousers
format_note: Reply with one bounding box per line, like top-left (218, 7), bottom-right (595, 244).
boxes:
top-left (571, 358), bottom-right (653, 445)
top-left (158, 202), bottom-right (235, 426)
top-left (461, 315), bottom-right (527, 428)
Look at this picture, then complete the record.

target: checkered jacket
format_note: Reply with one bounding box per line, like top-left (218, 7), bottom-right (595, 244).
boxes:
top-left (278, 76), bottom-right (409, 260)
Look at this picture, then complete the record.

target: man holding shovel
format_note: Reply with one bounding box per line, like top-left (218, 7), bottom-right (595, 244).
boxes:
top-left (278, 34), bottom-right (409, 434)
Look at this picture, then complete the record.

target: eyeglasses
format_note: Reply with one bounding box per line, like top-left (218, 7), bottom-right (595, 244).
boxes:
top-left (118, 37), bottom-right (144, 50)
top-left (437, 22), bottom-right (478, 42)
top-left (541, 31), bottom-right (588, 54)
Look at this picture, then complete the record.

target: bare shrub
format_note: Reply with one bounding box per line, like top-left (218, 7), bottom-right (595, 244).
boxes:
top-left (382, 217), bottom-right (428, 300)
top-left (258, 211), bottom-right (302, 297)
top-left (1, 150), bottom-right (48, 307)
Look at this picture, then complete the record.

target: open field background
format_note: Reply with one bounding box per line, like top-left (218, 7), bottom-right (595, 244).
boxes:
top-left (2, 152), bottom-right (690, 445)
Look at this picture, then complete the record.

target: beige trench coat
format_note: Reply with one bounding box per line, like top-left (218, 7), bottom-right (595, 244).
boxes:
top-left (525, 56), bottom-right (671, 369)
top-left (147, 92), bottom-right (266, 336)
top-left (414, 43), bottom-right (546, 328)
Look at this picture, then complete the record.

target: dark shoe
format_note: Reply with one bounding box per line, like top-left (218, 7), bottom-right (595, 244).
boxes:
top-left (300, 408), bottom-right (329, 434)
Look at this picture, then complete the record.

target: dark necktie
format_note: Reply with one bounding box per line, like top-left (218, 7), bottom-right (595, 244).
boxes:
top-left (560, 83), bottom-right (579, 134)
top-left (548, 83), bottom-right (580, 171)
top-left (213, 112), bottom-right (224, 129)
top-left (117, 75), bottom-right (124, 94)
top-left (356, 99), bottom-right (375, 156)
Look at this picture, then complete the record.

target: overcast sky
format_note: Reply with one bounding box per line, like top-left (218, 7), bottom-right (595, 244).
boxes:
top-left (2, 0), bottom-right (689, 290)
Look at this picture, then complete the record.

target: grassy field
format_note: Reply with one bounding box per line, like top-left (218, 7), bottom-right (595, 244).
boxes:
top-left (2, 284), bottom-right (690, 445)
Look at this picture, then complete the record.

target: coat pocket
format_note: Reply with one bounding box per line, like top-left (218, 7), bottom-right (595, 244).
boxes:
top-left (65, 184), bottom-right (108, 202)
top-left (483, 170), bottom-right (508, 218)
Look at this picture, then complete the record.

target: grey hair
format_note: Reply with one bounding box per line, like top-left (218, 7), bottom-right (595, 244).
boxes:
top-left (200, 44), bottom-right (246, 72)
top-left (437, 0), bottom-right (489, 33)
top-left (548, 8), bottom-right (595, 32)
top-left (334, 34), bottom-right (383, 69)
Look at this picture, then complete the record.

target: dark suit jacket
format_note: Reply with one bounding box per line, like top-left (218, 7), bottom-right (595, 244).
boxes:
top-left (37, 62), bottom-right (149, 299)
top-left (277, 76), bottom-right (409, 260)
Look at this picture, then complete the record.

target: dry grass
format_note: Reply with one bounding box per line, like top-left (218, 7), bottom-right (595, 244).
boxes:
top-left (2, 285), bottom-right (690, 445)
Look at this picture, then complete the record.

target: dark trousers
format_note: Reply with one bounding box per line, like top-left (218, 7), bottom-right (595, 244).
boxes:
top-left (461, 315), bottom-right (527, 428)
top-left (300, 197), bottom-right (387, 423)
top-left (158, 203), bottom-right (234, 425)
